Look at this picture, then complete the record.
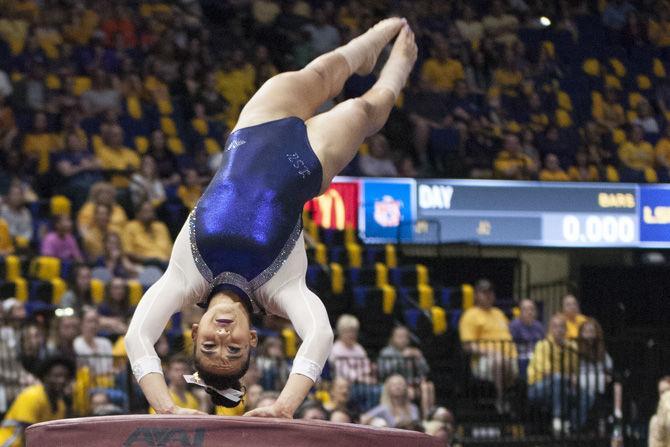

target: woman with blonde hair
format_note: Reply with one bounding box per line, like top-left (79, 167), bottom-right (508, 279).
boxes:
top-left (361, 374), bottom-right (420, 428)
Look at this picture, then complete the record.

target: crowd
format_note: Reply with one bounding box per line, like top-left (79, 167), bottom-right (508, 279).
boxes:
top-left (459, 279), bottom-right (613, 434)
top-left (0, 0), bottom-right (662, 444)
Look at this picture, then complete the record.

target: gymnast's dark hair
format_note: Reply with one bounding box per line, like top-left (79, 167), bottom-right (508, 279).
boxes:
top-left (193, 351), bottom-right (251, 408)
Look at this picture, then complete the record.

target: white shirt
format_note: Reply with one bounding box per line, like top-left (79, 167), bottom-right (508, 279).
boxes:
top-left (74, 336), bottom-right (114, 375)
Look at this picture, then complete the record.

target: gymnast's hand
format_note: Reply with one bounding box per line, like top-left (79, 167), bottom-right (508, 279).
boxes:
top-left (168, 406), bottom-right (208, 416)
top-left (244, 404), bottom-right (292, 419)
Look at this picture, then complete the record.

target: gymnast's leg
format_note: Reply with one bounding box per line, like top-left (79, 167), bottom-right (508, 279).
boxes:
top-left (306, 24), bottom-right (418, 192)
top-left (233, 18), bottom-right (406, 130)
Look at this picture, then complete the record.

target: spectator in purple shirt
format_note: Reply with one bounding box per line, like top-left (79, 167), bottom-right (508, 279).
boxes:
top-left (40, 214), bottom-right (84, 262)
top-left (509, 299), bottom-right (545, 360)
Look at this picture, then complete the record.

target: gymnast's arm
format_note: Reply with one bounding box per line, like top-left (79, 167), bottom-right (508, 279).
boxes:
top-left (124, 270), bottom-right (203, 415)
top-left (246, 283), bottom-right (334, 418)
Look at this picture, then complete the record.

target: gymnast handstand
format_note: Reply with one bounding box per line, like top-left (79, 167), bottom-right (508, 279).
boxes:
top-left (125, 18), bottom-right (417, 418)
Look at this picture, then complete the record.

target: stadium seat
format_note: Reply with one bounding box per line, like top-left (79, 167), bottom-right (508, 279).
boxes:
top-left (29, 256), bottom-right (61, 281)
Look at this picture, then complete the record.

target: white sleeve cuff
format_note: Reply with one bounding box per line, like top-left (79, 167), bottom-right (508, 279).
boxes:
top-left (131, 355), bottom-right (163, 382)
top-left (290, 356), bottom-right (322, 383)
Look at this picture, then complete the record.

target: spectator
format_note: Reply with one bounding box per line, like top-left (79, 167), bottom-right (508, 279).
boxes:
top-left (539, 153), bottom-right (569, 181)
top-left (459, 279), bottom-right (518, 413)
top-left (594, 88), bottom-right (626, 131)
top-left (358, 134), bottom-right (398, 177)
top-left (81, 203), bottom-right (116, 260)
top-left (47, 314), bottom-right (80, 360)
top-left (89, 390), bottom-right (112, 414)
top-left (568, 152), bottom-right (600, 182)
top-left (482, 0), bottom-right (519, 46)
top-left (243, 383), bottom-right (265, 413)
top-left (0, 356), bottom-right (75, 446)
top-left (0, 93), bottom-right (17, 151)
top-left (649, 376), bottom-right (670, 447)
top-left (149, 355), bottom-right (200, 414)
top-left (60, 264), bottom-right (94, 309)
top-left (562, 294), bottom-right (587, 339)
top-left (40, 214), bottom-right (84, 262)
top-left (97, 277), bottom-right (131, 335)
top-left (423, 420), bottom-right (451, 445)
top-left (378, 325), bottom-right (430, 381)
top-left (177, 168), bottom-right (203, 210)
top-left (18, 323), bottom-right (49, 376)
top-left (22, 111), bottom-right (61, 174)
top-left (527, 314), bottom-right (580, 433)
top-left (303, 8), bottom-right (340, 56)
top-left (94, 232), bottom-right (140, 280)
top-left (122, 201), bottom-right (172, 264)
top-left (361, 374), bottom-right (420, 428)
top-left (633, 100), bottom-right (660, 135)
top-left (330, 409), bottom-right (352, 423)
top-left (494, 133), bottom-right (536, 179)
top-left (0, 183), bottom-right (33, 245)
top-left (602, 0), bottom-right (636, 31)
top-left (295, 400), bottom-right (328, 420)
top-left (255, 336), bottom-right (290, 391)
top-left (55, 132), bottom-right (102, 209)
top-left (96, 124), bottom-right (141, 188)
top-left (420, 34), bottom-right (464, 93)
top-left (509, 299), bottom-right (545, 362)
top-left (0, 218), bottom-right (13, 256)
top-left (81, 70), bottom-right (121, 116)
top-left (577, 318), bottom-right (613, 422)
top-left (129, 155), bottom-right (166, 209)
top-left (73, 308), bottom-right (114, 378)
top-left (77, 181), bottom-right (128, 235)
top-left (146, 129), bottom-right (180, 185)
top-left (649, 4), bottom-right (670, 48)
top-left (455, 5), bottom-right (484, 44)
top-left (329, 314), bottom-right (378, 411)
top-left (321, 377), bottom-right (354, 415)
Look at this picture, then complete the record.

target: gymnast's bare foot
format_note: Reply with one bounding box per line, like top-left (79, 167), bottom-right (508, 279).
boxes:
top-left (376, 24), bottom-right (418, 94)
top-left (338, 17), bottom-right (405, 76)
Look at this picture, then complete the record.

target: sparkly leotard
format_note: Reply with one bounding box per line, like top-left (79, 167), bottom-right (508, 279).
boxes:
top-left (189, 117), bottom-right (323, 311)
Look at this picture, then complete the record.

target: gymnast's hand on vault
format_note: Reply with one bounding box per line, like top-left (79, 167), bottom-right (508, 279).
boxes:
top-left (171, 406), bottom-right (207, 416)
top-left (244, 404), bottom-right (292, 419)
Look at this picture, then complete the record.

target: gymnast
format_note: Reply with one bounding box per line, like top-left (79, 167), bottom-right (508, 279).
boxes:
top-left (125, 18), bottom-right (417, 418)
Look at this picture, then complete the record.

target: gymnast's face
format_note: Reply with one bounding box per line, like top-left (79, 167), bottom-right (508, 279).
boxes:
top-left (191, 296), bottom-right (258, 375)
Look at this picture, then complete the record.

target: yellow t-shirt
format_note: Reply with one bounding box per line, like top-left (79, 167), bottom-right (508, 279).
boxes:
top-left (494, 150), bottom-right (536, 178)
top-left (95, 144), bottom-right (141, 188)
top-left (0, 384), bottom-right (66, 447)
top-left (77, 202), bottom-right (128, 235)
top-left (459, 306), bottom-right (513, 342)
top-left (568, 165), bottom-right (600, 182)
top-left (215, 65), bottom-right (256, 118)
top-left (420, 57), bottom-right (465, 92)
top-left (149, 390), bottom-right (200, 414)
top-left (22, 132), bottom-right (62, 174)
top-left (649, 19), bottom-right (670, 47)
top-left (618, 140), bottom-right (655, 171)
top-left (177, 185), bottom-right (202, 210)
top-left (539, 169), bottom-right (570, 181)
top-left (122, 220), bottom-right (173, 262)
top-left (656, 137), bottom-right (670, 167)
top-left (0, 218), bottom-right (14, 255)
top-left (527, 338), bottom-right (579, 385)
top-left (215, 401), bottom-right (245, 416)
top-left (493, 68), bottom-right (523, 89)
top-left (565, 313), bottom-right (588, 339)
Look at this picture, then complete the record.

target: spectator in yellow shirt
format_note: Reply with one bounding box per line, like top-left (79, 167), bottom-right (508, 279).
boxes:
top-left (0, 217), bottom-right (14, 256)
top-left (568, 152), bottom-right (600, 181)
top-left (122, 201), bottom-right (173, 264)
top-left (539, 153), bottom-right (570, 181)
top-left (618, 124), bottom-right (655, 172)
top-left (177, 168), bottom-right (203, 210)
top-left (96, 124), bottom-right (141, 188)
top-left (149, 355), bottom-right (203, 414)
top-left (527, 314), bottom-right (579, 433)
top-left (494, 133), bottom-right (537, 179)
top-left (81, 203), bottom-right (117, 260)
top-left (459, 279), bottom-right (517, 413)
top-left (594, 88), bottom-right (626, 131)
top-left (77, 181), bottom-right (128, 235)
top-left (22, 111), bottom-right (61, 174)
top-left (649, 6), bottom-right (670, 47)
top-left (562, 294), bottom-right (588, 339)
top-left (0, 356), bottom-right (75, 447)
top-left (420, 34), bottom-right (464, 93)
top-left (655, 126), bottom-right (670, 178)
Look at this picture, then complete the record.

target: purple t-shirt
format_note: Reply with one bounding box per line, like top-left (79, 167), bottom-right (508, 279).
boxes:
top-left (40, 232), bottom-right (83, 261)
top-left (509, 318), bottom-right (545, 358)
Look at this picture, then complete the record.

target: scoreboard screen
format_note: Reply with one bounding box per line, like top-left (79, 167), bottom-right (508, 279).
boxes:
top-left (353, 178), bottom-right (670, 248)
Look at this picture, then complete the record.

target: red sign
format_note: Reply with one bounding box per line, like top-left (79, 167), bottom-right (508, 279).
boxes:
top-left (306, 181), bottom-right (359, 230)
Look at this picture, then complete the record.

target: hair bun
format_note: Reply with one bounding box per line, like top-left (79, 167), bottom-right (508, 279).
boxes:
top-left (205, 383), bottom-right (245, 408)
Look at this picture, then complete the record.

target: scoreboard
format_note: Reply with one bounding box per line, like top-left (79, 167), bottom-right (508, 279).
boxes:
top-left (348, 178), bottom-right (670, 248)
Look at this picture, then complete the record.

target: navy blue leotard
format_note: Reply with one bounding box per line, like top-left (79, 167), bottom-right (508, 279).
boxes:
top-left (189, 117), bottom-right (323, 312)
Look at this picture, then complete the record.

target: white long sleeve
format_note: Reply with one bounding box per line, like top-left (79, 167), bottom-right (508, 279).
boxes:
top-left (257, 234), bottom-right (334, 383)
top-left (125, 224), bottom-right (209, 381)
